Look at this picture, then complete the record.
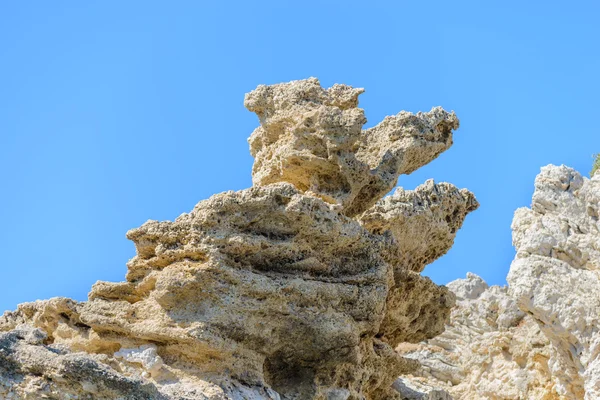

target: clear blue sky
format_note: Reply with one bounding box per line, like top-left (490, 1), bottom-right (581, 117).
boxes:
top-left (1, 2), bottom-right (599, 312)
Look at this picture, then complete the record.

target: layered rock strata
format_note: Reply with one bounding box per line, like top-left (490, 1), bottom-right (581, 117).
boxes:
top-left (0, 78), bottom-right (477, 400)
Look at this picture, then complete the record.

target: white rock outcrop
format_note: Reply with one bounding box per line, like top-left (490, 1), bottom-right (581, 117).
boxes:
top-left (397, 273), bottom-right (561, 400)
top-left (508, 165), bottom-right (600, 399)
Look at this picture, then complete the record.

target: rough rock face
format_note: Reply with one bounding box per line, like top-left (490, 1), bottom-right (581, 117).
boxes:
top-left (359, 181), bottom-right (478, 274)
top-left (397, 164), bottom-right (600, 400)
top-left (247, 78), bottom-right (459, 217)
top-left (397, 273), bottom-right (562, 400)
top-left (0, 78), bottom-right (477, 400)
top-left (508, 165), bottom-right (600, 399)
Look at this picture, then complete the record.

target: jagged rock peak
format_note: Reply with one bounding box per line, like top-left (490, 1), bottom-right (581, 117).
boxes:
top-left (359, 180), bottom-right (478, 274)
top-left (397, 164), bottom-right (600, 400)
top-left (246, 77), bottom-right (460, 216)
top-left (508, 164), bottom-right (600, 399)
top-left (0, 79), bottom-right (477, 400)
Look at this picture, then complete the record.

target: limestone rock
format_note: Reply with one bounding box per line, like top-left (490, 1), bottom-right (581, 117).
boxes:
top-left (359, 180), bottom-right (478, 274)
top-left (393, 378), bottom-right (453, 400)
top-left (397, 164), bottom-right (600, 400)
top-left (0, 78), bottom-right (476, 400)
top-left (397, 273), bottom-right (562, 400)
top-left (246, 77), bottom-right (459, 217)
top-left (398, 273), bottom-right (562, 399)
top-left (508, 165), bottom-right (600, 399)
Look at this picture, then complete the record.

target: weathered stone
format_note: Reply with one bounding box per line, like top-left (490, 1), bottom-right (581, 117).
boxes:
top-left (397, 165), bottom-right (600, 400)
top-left (397, 273), bottom-right (562, 400)
top-left (359, 180), bottom-right (478, 273)
top-left (393, 377), bottom-right (453, 400)
top-left (0, 78), bottom-right (476, 400)
top-left (508, 165), bottom-right (600, 399)
top-left (246, 78), bottom-right (459, 217)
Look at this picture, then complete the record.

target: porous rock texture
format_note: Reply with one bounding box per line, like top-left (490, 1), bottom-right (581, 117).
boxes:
top-left (247, 78), bottom-right (459, 217)
top-left (508, 165), bottom-right (600, 399)
top-left (0, 78), bottom-right (477, 399)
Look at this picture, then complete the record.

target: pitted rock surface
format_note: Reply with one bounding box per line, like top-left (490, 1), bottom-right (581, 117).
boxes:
top-left (396, 165), bottom-right (600, 400)
top-left (246, 78), bottom-right (459, 217)
top-left (0, 78), bottom-right (476, 400)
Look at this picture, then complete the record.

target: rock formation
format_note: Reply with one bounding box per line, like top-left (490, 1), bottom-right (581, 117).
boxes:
top-left (397, 165), bottom-right (600, 400)
top-left (397, 273), bottom-right (561, 400)
top-left (0, 78), bottom-right (477, 400)
top-left (509, 165), bottom-right (600, 399)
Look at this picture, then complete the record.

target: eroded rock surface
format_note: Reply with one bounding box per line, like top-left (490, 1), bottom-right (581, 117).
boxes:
top-left (247, 78), bottom-right (459, 217)
top-left (359, 180), bottom-right (478, 274)
top-left (0, 78), bottom-right (476, 400)
top-left (397, 273), bottom-right (562, 400)
top-left (397, 165), bottom-right (600, 400)
top-left (508, 165), bottom-right (600, 399)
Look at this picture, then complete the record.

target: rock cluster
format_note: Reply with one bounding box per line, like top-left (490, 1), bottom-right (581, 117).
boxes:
top-left (509, 165), bottom-right (600, 399)
top-left (397, 273), bottom-right (561, 400)
top-left (397, 165), bottom-right (600, 400)
top-left (0, 78), bottom-right (477, 399)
